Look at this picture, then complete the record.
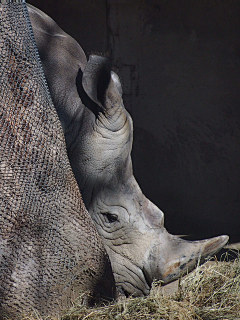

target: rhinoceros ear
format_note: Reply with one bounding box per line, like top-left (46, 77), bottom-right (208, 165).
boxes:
top-left (82, 55), bottom-right (127, 132)
top-left (82, 55), bottom-right (111, 107)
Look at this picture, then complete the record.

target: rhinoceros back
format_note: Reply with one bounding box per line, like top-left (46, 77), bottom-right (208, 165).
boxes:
top-left (0, 1), bottom-right (115, 318)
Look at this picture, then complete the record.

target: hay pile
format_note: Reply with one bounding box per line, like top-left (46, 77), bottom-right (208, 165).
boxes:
top-left (21, 255), bottom-right (240, 320)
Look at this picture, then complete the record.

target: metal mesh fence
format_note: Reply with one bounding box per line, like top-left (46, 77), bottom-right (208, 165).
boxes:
top-left (0, 1), bottom-right (113, 317)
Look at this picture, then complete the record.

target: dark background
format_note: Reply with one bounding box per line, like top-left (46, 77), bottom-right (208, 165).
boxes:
top-left (28, 0), bottom-right (240, 243)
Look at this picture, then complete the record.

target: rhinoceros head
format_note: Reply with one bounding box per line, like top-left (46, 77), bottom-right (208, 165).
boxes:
top-left (29, 5), bottom-right (229, 297)
top-left (78, 55), bottom-right (228, 295)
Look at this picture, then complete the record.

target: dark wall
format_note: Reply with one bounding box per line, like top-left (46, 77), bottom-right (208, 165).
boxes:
top-left (28, 0), bottom-right (240, 242)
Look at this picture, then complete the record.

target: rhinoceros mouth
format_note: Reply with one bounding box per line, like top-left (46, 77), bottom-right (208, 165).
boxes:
top-left (115, 274), bottom-right (151, 297)
top-left (108, 253), bottom-right (151, 297)
top-left (142, 266), bottom-right (154, 288)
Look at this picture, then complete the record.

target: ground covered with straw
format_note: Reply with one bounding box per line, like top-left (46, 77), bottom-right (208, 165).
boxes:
top-left (22, 254), bottom-right (240, 320)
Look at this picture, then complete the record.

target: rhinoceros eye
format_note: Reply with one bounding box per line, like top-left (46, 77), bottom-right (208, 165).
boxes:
top-left (102, 212), bottom-right (119, 223)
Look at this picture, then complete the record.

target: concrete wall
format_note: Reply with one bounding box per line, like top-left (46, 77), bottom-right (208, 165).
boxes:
top-left (28, 0), bottom-right (240, 242)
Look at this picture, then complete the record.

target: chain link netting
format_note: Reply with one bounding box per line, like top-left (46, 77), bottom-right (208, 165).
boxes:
top-left (0, 1), bottom-right (113, 318)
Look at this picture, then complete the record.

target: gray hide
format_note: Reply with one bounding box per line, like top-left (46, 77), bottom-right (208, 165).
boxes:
top-left (28, 4), bottom-right (228, 297)
top-left (0, 2), bottom-right (115, 319)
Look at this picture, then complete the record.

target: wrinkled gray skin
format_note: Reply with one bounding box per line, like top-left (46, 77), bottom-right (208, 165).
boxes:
top-left (28, 5), bottom-right (228, 296)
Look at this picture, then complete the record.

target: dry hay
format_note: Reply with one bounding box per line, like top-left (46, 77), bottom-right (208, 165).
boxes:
top-left (15, 253), bottom-right (240, 320)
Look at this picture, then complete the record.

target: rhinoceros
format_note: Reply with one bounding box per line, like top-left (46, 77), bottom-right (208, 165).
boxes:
top-left (28, 3), bottom-right (229, 297)
top-left (0, 2), bottom-right (115, 319)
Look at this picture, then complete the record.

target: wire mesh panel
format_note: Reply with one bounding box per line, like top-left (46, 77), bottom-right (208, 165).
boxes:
top-left (0, 1), bottom-right (114, 318)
